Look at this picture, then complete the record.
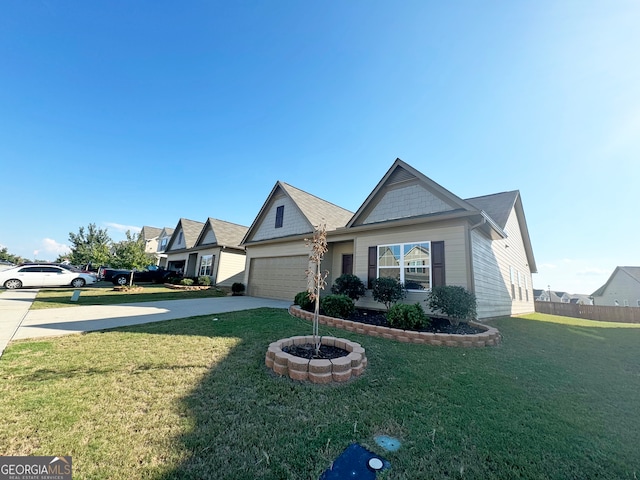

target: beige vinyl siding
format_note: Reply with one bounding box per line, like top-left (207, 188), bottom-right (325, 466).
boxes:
top-left (352, 222), bottom-right (469, 310)
top-left (216, 250), bottom-right (246, 286)
top-left (593, 273), bottom-right (640, 307)
top-left (472, 207), bottom-right (534, 318)
top-left (327, 241), bottom-right (355, 288)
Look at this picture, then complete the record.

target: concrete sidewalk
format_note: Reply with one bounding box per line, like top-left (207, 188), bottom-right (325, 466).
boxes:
top-left (0, 290), bottom-right (291, 357)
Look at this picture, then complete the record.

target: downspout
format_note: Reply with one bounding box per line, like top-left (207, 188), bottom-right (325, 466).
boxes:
top-left (466, 216), bottom-right (487, 295)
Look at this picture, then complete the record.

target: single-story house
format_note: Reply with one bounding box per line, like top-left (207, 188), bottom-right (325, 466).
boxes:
top-left (164, 217), bottom-right (248, 286)
top-left (591, 267), bottom-right (640, 307)
top-left (241, 158), bottom-right (537, 319)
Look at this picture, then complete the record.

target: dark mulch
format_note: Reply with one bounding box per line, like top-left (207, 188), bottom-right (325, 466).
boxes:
top-left (347, 308), bottom-right (484, 335)
top-left (282, 343), bottom-right (349, 360)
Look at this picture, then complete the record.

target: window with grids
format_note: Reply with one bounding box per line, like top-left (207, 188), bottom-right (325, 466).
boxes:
top-left (199, 255), bottom-right (213, 276)
top-left (377, 242), bottom-right (431, 291)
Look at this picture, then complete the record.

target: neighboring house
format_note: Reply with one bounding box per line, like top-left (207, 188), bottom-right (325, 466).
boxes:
top-left (591, 267), bottom-right (640, 307)
top-left (534, 289), bottom-right (592, 304)
top-left (190, 218), bottom-right (248, 286)
top-left (242, 158), bottom-right (537, 319)
top-left (163, 217), bottom-right (248, 286)
top-left (140, 226), bottom-right (162, 258)
top-left (156, 227), bottom-right (175, 267)
top-left (164, 218), bottom-right (206, 276)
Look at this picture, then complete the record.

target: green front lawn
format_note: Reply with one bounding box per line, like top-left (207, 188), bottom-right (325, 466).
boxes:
top-left (1, 309), bottom-right (638, 479)
top-left (31, 284), bottom-right (228, 309)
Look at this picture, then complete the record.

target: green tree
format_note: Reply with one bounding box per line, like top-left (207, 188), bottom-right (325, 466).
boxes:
top-left (0, 247), bottom-right (24, 264)
top-left (111, 230), bottom-right (154, 270)
top-left (68, 223), bottom-right (112, 267)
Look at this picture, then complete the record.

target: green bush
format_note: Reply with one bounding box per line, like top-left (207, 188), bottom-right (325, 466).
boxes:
top-left (231, 282), bottom-right (245, 295)
top-left (294, 291), bottom-right (314, 312)
top-left (371, 277), bottom-right (406, 311)
top-left (320, 294), bottom-right (355, 319)
top-left (197, 276), bottom-right (211, 286)
top-left (331, 274), bottom-right (366, 301)
top-left (387, 303), bottom-right (430, 330)
top-left (426, 285), bottom-right (477, 324)
top-left (180, 278), bottom-right (194, 286)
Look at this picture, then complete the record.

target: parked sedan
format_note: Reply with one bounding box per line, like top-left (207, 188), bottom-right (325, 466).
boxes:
top-left (0, 265), bottom-right (97, 289)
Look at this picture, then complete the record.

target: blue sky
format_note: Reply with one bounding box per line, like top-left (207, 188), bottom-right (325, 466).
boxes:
top-left (1, 1), bottom-right (639, 295)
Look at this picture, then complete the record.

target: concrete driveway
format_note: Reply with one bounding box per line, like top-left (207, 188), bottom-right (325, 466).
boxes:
top-left (0, 289), bottom-right (291, 357)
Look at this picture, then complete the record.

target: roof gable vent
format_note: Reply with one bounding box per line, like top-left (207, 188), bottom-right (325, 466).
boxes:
top-left (387, 166), bottom-right (415, 185)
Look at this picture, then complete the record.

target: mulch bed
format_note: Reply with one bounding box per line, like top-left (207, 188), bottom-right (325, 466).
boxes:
top-left (282, 344), bottom-right (349, 360)
top-left (347, 308), bottom-right (484, 335)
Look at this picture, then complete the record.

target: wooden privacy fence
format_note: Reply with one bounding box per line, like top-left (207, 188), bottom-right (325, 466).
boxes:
top-left (534, 301), bottom-right (640, 323)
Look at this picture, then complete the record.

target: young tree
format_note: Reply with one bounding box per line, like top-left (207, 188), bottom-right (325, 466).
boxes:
top-left (68, 223), bottom-right (112, 267)
top-left (305, 223), bottom-right (328, 354)
top-left (111, 231), bottom-right (155, 285)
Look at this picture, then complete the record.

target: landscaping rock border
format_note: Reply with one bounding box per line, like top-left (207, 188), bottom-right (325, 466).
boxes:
top-left (163, 283), bottom-right (211, 291)
top-left (289, 305), bottom-right (500, 347)
top-left (265, 335), bottom-right (367, 384)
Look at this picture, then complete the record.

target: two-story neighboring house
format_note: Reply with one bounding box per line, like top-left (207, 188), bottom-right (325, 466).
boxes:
top-left (591, 267), bottom-right (640, 307)
top-left (241, 158), bottom-right (537, 320)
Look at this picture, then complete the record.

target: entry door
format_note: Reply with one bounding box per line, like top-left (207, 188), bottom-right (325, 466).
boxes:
top-left (341, 254), bottom-right (353, 275)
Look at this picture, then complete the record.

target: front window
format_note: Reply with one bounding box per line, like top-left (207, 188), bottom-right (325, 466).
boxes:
top-left (378, 242), bottom-right (430, 291)
top-left (199, 255), bottom-right (213, 276)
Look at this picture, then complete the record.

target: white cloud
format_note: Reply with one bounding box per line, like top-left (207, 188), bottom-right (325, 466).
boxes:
top-left (104, 222), bottom-right (142, 234)
top-left (34, 238), bottom-right (71, 259)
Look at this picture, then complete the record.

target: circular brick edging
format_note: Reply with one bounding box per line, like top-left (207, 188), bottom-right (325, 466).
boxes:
top-left (265, 336), bottom-right (367, 384)
top-left (288, 305), bottom-right (500, 347)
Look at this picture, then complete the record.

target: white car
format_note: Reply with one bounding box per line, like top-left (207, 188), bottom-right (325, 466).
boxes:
top-left (0, 265), bottom-right (97, 289)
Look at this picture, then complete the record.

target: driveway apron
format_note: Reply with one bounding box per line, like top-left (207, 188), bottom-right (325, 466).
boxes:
top-left (0, 289), bottom-right (39, 357)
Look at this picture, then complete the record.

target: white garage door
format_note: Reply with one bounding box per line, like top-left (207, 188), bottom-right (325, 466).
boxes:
top-left (248, 256), bottom-right (309, 301)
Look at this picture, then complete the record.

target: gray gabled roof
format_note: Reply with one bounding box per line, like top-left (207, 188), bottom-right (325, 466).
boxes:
top-left (465, 191), bottom-right (519, 230)
top-left (196, 218), bottom-right (249, 249)
top-left (242, 181), bottom-right (354, 244)
top-left (592, 266), bottom-right (640, 296)
top-left (167, 218), bottom-right (205, 251)
top-left (280, 182), bottom-right (354, 231)
top-left (140, 226), bottom-right (162, 240)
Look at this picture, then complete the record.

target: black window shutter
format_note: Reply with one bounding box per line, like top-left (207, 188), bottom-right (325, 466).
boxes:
top-left (367, 246), bottom-right (377, 289)
top-left (432, 241), bottom-right (445, 287)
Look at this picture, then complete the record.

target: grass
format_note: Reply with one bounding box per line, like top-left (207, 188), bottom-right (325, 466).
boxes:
top-left (1, 309), bottom-right (639, 479)
top-left (31, 284), bottom-right (228, 309)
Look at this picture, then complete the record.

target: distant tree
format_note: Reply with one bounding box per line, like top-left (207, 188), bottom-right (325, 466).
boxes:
top-left (68, 223), bottom-right (112, 267)
top-left (0, 247), bottom-right (24, 264)
top-left (110, 230), bottom-right (154, 271)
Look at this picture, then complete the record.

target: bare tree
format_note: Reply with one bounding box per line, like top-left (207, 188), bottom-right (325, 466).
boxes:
top-left (305, 223), bottom-right (328, 354)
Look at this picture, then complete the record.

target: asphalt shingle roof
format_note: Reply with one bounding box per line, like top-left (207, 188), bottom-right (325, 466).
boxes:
top-left (280, 182), bottom-right (354, 231)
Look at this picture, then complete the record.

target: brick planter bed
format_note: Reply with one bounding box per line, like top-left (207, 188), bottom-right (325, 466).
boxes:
top-left (265, 336), bottom-right (367, 384)
top-left (288, 305), bottom-right (500, 347)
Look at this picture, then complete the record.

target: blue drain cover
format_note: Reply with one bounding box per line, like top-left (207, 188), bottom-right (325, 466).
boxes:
top-left (320, 443), bottom-right (390, 479)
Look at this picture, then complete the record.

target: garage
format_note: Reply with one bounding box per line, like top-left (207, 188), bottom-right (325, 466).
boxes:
top-left (248, 255), bottom-right (309, 301)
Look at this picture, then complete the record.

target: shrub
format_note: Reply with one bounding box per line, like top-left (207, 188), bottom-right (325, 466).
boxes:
top-left (198, 276), bottom-right (211, 286)
top-left (231, 282), bottom-right (245, 295)
top-left (331, 274), bottom-right (366, 301)
top-left (180, 278), bottom-right (194, 286)
top-left (371, 277), bottom-right (406, 311)
top-left (387, 303), bottom-right (430, 330)
top-left (426, 285), bottom-right (477, 324)
top-left (320, 294), bottom-right (355, 319)
top-left (294, 291), bottom-right (314, 312)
